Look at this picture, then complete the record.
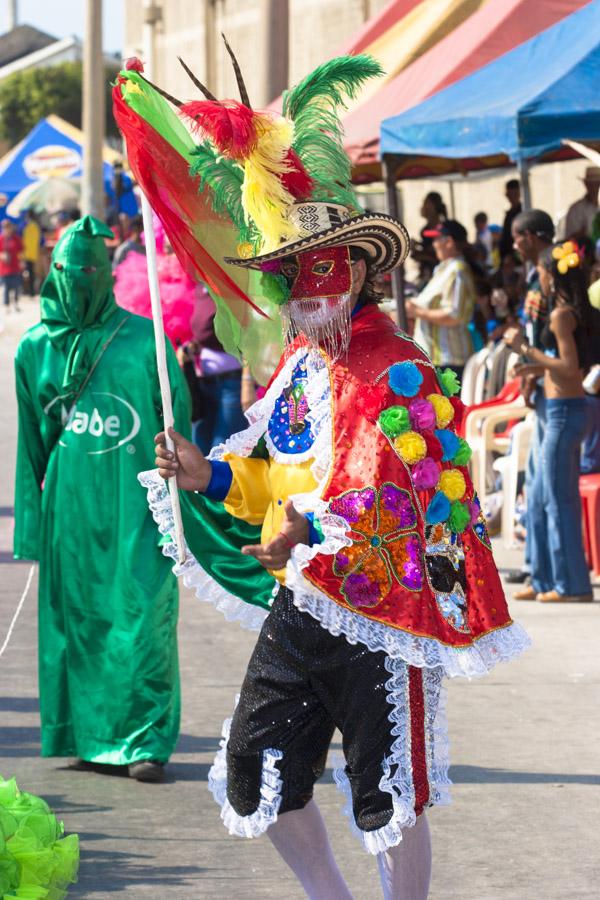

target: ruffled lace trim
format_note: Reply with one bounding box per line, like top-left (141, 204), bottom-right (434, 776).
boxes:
top-left (207, 701), bottom-right (283, 838)
top-left (139, 469), bottom-right (269, 632)
top-left (333, 660), bottom-right (451, 855)
top-left (286, 558), bottom-right (530, 678)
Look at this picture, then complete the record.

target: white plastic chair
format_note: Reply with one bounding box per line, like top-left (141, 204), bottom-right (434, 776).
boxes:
top-left (465, 396), bottom-right (529, 508)
top-left (492, 415), bottom-right (534, 547)
top-left (460, 347), bottom-right (491, 407)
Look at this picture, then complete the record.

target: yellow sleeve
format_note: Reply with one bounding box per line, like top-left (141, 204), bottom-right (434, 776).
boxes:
top-left (222, 454), bottom-right (272, 525)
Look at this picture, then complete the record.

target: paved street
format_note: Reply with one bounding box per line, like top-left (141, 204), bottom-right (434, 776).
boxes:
top-left (1, 304), bottom-right (599, 899)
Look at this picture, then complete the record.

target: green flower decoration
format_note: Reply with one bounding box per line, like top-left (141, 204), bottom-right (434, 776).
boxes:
top-left (453, 438), bottom-right (472, 466)
top-left (378, 405), bottom-right (410, 439)
top-left (438, 367), bottom-right (461, 397)
top-left (259, 272), bottom-right (290, 306)
top-left (448, 500), bottom-right (470, 533)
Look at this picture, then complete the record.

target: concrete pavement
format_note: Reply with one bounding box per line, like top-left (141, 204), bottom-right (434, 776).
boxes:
top-left (1, 303), bottom-right (599, 898)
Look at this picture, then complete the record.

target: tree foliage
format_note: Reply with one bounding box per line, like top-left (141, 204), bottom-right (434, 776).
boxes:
top-left (0, 61), bottom-right (120, 146)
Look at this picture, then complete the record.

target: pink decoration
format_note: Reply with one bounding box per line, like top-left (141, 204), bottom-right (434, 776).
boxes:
top-left (411, 456), bottom-right (440, 491)
top-left (114, 248), bottom-right (196, 348)
top-left (468, 500), bottom-right (480, 525)
top-left (409, 398), bottom-right (436, 432)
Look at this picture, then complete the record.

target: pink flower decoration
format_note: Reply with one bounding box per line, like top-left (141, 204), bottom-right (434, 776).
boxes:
top-left (412, 456), bottom-right (440, 491)
top-left (468, 500), bottom-right (480, 525)
top-left (409, 398), bottom-right (436, 432)
top-left (125, 57), bottom-right (144, 72)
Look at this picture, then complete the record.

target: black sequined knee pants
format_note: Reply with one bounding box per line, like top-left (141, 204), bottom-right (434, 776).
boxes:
top-left (224, 587), bottom-right (444, 836)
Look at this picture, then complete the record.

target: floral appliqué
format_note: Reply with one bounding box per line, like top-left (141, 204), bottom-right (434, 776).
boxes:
top-left (329, 483), bottom-right (424, 610)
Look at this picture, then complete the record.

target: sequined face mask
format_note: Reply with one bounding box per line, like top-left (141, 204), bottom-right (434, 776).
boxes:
top-left (280, 247), bottom-right (356, 360)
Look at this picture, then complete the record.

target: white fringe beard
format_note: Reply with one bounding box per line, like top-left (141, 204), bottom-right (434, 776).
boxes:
top-left (282, 293), bottom-right (353, 362)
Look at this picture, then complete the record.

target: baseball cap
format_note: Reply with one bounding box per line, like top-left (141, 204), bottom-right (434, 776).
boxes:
top-left (423, 219), bottom-right (467, 242)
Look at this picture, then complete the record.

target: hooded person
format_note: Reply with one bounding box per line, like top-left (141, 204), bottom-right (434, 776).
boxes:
top-left (13, 215), bottom-right (190, 782)
top-left (114, 51), bottom-right (530, 896)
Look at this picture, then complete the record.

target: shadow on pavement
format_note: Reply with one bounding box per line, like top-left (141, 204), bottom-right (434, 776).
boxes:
top-left (0, 724), bottom-right (40, 756)
top-left (451, 764), bottom-right (600, 785)
top-left (71, 845), bottom-right (204, 894)
top-left (0, 696), bottom-right (39, 712)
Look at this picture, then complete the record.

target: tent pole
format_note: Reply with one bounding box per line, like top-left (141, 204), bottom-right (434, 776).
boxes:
top-left (382, 153), bottom-right (407, 331)
top-left (517, 159), bottom-right (532, 210)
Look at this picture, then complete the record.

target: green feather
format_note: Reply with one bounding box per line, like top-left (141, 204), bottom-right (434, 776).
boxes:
top-left (189, 142), bottom-right (257, 243)
top-left (283, 55), bottom-right (384, 207)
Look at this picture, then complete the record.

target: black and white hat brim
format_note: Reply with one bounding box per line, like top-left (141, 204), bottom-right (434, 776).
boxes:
top-left (224, 212), bottom-right (410, 274)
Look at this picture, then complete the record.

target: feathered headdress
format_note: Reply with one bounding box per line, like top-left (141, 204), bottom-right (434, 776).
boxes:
top-left (113, 42), bottom-right (407, 380)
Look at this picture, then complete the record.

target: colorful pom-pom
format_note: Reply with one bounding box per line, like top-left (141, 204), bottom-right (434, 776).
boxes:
top-left (412, 456), bottom-right (440, 491)
top-left (427, 393), bottom-right (455, 428)
top-left (389, 361), bottom-right (423, 398)
top-left (356, 385), bottom-right (388, 424)
top-left (408, 398), bottom-right (436, 432)
top-left (423, 431), bottom-right (443, 462)
top-left (394, 430), bottom-right (427, 465)
top-left (449, 395), bottom-right (465, 428)
top-left (379, 405), bottom-right (410, 439)
top-left (448, 500), bottom-right (471, 533)
top-left (439, 469), bottom-right (466, 502)
top-left (435, 428), bottom-right (460, 462)
top-left (438, 367), bottom-right (461, 397)
top-left (426, 491), bottom-right (451, 524)
top-left (453, 438), bottom-right (472, 466)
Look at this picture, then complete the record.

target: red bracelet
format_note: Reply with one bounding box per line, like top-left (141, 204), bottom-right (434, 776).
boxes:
top-left (279, 531), bottom-right (296, 549)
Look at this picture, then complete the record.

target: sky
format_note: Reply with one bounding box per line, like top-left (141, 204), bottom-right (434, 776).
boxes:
top-left (0, 0), bottom-right (124, 54)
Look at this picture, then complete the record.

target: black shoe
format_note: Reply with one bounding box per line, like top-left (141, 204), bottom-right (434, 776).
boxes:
top-left (505, 570), bottom-right (531, 585)
top-left (128, 760), bottom-right (165, 783)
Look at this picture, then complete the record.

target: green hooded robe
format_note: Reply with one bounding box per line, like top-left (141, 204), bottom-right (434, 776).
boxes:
top-left (13, 216), bottom-right (190, 764)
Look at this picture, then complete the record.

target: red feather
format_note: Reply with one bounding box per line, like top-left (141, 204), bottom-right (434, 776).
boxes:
top-left (180, 100), bottom-right (257, 159)
top-left (280, 149), bottom-right (313, 200)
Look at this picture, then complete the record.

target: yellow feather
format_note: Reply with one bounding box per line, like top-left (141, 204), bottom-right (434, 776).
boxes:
top-left (241, 115), bottom-right (302, 252)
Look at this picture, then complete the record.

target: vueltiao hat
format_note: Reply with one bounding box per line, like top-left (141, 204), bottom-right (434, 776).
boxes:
top-left (142, 41), bottom-right (409, 282)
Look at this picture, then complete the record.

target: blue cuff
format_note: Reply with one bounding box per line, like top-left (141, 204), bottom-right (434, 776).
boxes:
top-left (204, 460), bottom-right (233, 501)
top-left (305, 512), bottom-right (324, 546)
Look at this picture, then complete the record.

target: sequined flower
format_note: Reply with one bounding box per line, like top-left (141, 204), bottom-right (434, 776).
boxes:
top-left (389, 361), bottom-right (423, 398)
top-left (408, 398), bottom-right (436, 432)
top-left (378, 405), bottom-right (410, 439)
top-left (411, 456), bottom-right (440, 491)
top-left (438, 469), bottom-right (466, 502)
top-left (393, 430), bottom-right (427, 465)
top-left (427, 393), bottom-right (455, 428)
top-left (330, 483), bottom-right (424, 609)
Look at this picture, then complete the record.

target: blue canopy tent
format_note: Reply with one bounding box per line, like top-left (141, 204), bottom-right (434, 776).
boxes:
top-left (0, 114), bottom-right (137, 219)
top-left (378, 0), bottom-right (600, 325)
top-left (380, 0), bottom-right (600, 203)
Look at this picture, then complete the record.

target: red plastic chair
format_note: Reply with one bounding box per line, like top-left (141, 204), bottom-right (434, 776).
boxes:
top-left (580, 474), bottom-right (600, 577)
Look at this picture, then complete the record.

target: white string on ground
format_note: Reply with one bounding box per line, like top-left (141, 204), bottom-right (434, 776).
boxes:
top-left (0, 564), bottom-right (35, 659)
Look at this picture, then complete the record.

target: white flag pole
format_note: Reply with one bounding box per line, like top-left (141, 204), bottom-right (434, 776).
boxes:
top-left (137, 5), bottom-right (186, 564)
top-left (140, 198), bottom-right (187, 565)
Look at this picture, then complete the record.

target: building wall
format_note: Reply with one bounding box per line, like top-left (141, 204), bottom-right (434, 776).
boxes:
top-left (124, 0), bottom-right (388, 103)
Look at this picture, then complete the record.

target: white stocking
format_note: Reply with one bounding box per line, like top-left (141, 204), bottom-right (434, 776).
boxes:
top-left (376, 812), bottom-right (432, 900)
top-left (267, 799), bottom-right (354, 900)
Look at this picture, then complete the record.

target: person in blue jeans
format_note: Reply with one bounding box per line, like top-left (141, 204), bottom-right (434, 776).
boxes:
top-left (505, 242), bottom-right (594, 602)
